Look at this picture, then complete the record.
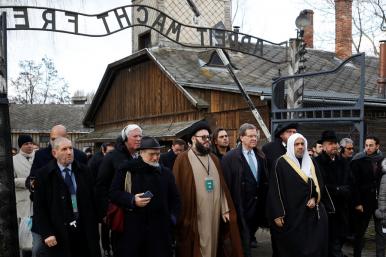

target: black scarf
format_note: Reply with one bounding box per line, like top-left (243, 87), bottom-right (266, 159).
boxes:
top-left (352, 149), bottom-right (384, 162)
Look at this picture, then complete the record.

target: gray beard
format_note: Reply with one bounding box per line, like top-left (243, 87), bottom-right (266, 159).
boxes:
top-left (143, 160), bottom-right (160, 167)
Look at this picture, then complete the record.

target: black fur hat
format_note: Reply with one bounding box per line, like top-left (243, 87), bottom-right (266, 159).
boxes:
top-left (320, 130), bottom-right (338, 143)
top-left (182, 120), bottom-right (212, 144)
top-left (274, 123), bottom-right (298, 138)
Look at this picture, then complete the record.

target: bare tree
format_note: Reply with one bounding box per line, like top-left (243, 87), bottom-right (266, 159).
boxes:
top-left (232, 0), bottom-right (247, 29)
top-left (55, 81), bottom-right (71, 104)
top-left (86, 90), bottom-right (95, 104)
top-left (305, 0), bottom-right (385, 56)
top-left (11, 60), bottom-right (42, 104)
top-left (10, 57), bottom-right (70, 104)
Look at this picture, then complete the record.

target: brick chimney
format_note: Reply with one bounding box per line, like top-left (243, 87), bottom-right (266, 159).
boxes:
top-left (335, 0), bottom-right (352, 60)
top-left (303, 10), bottom-right (314, 48)
top-left (378, 40), bottom-right (386, 98)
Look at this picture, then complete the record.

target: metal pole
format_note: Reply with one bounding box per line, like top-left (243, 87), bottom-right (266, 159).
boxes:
top-left (0, 11), bottom-right (20, 257)
top-left (185, 1), bottom-right (272, 141)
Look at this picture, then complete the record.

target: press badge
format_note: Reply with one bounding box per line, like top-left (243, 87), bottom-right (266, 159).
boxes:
top-left (205, 177), bottom-right (214, 192)
top-left (71, 194), bottom-right (78, 213)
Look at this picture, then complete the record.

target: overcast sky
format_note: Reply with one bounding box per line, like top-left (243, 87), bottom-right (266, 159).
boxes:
top-left (1, 0), bottom-right (378, 97)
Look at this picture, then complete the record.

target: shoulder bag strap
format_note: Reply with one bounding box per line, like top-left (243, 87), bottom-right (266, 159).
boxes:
top-left (124, 171), bottom-right (132, 193)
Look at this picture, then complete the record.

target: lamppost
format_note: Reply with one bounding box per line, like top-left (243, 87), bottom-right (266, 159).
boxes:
top-left (287, 10), bottom-right (310, 115)
top-left (0, 11), bottom-right (19, 257)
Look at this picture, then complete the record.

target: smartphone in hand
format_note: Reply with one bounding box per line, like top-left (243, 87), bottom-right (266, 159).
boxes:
top-left (140, 191), bottom-right (154, 198)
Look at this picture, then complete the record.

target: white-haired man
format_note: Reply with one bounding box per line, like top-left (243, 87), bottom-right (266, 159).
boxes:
top-left (95, 124), bottom-right (142, 255)
top-left (340, 138), bottom-right (355, 160)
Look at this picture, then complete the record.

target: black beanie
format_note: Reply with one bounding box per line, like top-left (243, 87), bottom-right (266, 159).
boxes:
top-left (18, 134), bottom-right (33, 148)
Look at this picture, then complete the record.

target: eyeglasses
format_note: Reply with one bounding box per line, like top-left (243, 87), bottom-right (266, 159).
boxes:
top-left (345, 147), bottom-right (354, 151)
top-left (194, 135), bottom-right (211, 141)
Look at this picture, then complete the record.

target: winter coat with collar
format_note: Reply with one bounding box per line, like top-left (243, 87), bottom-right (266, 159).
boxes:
top-left (221, 145), bottom-right (269, 228)
top-left (13, 151), bottom-right (34, 218)
top-left (109, 158), bottom-right (181, 257)
top-left (315, 151), bottom-right (351, 237)
top-left (350, 150), bottom-right (384, 213)
top-left (95, 137), bottom-right (134, 219)
top-left (262, 139), bottom-right (286, 177)
top-left (33, 160), bottom-right (101, 257)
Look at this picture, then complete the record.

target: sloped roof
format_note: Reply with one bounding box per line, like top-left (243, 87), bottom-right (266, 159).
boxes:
top-left (10, 104), bottom-right (92, 133)
top-left (150, 47), bottom-right (381, 100)
top-left (84, 45), bottom-right (386, 126)
top-left (77, 120), bottom-right (200, 142)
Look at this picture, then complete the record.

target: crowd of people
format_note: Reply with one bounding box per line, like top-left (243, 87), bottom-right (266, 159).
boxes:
top-left (11, 121), bottom-right (386, 257)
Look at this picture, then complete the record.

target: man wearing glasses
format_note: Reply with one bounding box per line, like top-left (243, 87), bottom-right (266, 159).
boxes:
top-left (340, 138), bottom-right (355, 160)
top-left (173, 120), bottom-right (243, 257)
top-left (222, 123), bottom-right (268, 257)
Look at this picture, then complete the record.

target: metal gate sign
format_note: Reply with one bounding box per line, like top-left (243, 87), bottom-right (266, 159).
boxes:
top-left (0, 5), bottom-right (287, 63)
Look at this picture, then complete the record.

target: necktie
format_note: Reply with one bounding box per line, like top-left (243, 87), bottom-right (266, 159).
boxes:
top-left (247, 151), bottom-right (258, 182)
top-left (63, 168), bottom-right (78, 219)
top-left (63, 168), bottom-right (76, 195)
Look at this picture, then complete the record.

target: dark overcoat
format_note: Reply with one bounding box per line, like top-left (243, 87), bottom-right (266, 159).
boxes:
top-left (159, 150), bottom-right (177, 170)
top-left (95, 137), bottom-right (133, 219)
top-left (88, 151), bottom-right (104, 179)
top-left (262, 139), bottom-right (286, 175)
top-left (350, 152), bottom-right (384, 214)
top-left (315, 151), bottom-right (351, 237)
top-left (221, 146), bottom-right (269, 231)
top-left (109, 158), bottom-right (181, 257)
top-left (33, 160), bottom-right (101, 257)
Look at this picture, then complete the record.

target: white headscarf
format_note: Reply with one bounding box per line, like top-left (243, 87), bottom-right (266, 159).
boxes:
top-left (286, 133), bottom-right (312, 178)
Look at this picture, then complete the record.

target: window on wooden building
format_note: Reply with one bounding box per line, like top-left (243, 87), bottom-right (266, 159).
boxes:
top-left (138, 31), bottom-right (151, 50)
top-left (206, 51), bottom-right (237, 69)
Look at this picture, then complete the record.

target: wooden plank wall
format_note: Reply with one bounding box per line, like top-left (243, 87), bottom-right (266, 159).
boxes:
top-left (92, 59), bottom-right (270, 148)
top-left (11, 132), bottom-right (92, 151)
top-left (95, 60), bottom-right (196, 129)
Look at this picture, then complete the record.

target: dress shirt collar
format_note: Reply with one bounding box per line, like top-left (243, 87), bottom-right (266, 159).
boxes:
top-left (242, 146), bottom-right (254, 155)
top-left (57, 162), bottom-right (72, 172)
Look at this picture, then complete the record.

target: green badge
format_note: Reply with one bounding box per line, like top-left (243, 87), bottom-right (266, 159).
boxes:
top-left (205, 177), bottom-right (214, 192)
top-left (71, 194), bottom-right (78, 213)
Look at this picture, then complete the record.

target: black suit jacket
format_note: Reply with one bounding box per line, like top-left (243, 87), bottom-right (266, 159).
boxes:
top-left (33, 160), bottom-right (100, 257)
top-left (221, 145), bottom-right (268, 228)
top-left (262, 139), bottom-right (286, 176)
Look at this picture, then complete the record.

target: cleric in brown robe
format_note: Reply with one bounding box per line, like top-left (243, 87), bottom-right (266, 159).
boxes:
top-left (173, 120), bottom-right (243, 257)
top-left (267, 133), bottom-right (332, 257)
